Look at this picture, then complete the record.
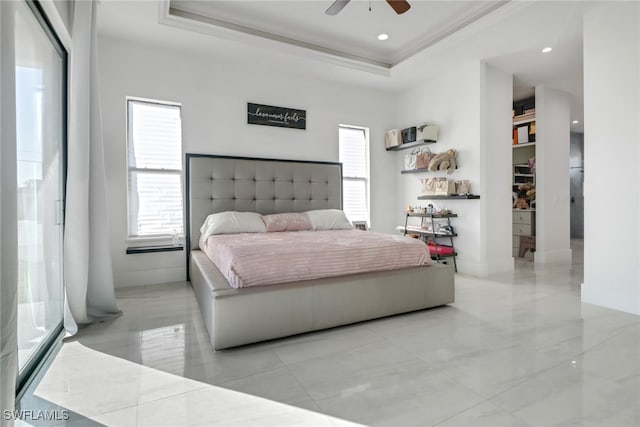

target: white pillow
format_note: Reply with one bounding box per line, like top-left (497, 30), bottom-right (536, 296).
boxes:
top-left (200, 211), bottom-right (266, 241)
top-left (305, 209), bottom-right (353, 231)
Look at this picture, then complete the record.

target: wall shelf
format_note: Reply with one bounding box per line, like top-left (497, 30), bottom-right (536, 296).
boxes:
top-left (404, 228), bottom-right (458, 238)
top-left (513, 142), bottom-right (536, 149)
top-left (401, 166), bottom-right (459, 174)
top-left (417, 194), bottom-right (480, 200)
top-left (407, 212), bottom-right (458, 218)
top-left (431, 252), bottom-right (457, 259)
top-left (401, 167), bottom-right (430, 174)
top-left (513, 117), bottom-right (536, 126)
top-left (386, 140), bottom-right (436, 151)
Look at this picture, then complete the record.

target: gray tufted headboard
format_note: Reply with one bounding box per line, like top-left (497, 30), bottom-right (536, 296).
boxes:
top-left (185, 154), bottom-right (343, 257)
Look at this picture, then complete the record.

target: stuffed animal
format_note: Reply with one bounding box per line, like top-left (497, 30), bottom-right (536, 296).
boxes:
top-left (518, 183), bottom-right (535, 200)
top-left (514, 183), bottom-right (535, 209)
top-left (428, 149), bottom-right (457, 174)
top-left (526, 188), bottom-right (536, 201)
top-left (515, 198), bottom-right (529, 209)
top-left (518, 182), bottom-right (534, 193)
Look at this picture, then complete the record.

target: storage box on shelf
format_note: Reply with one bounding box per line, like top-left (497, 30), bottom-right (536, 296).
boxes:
top-left (513, 117), bottom-right (536, 145)
top-left (512, 108), bottom-right (536, 183)
top-left (386, 123), bottom-right (438, 152)
top-left (512, 103), bottom-right (536, 148)
top-left (417, 177), bottom-right (478, 199)
top-left (513, 163), bottom-right (534, 189)
top-left (512, 98), bottom-right (536, 146)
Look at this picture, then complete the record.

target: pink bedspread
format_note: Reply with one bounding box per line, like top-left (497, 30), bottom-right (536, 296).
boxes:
top-left (200, 230), bottom-right (432, 289)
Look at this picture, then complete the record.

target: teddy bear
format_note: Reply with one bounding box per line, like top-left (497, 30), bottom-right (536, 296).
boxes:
top-left (428, 149), bottom-right (457, 174)
top-left (526, 188), bottom-right (536, 201)
top-left (514, 183), bottom-right (535, 209)
top-left (518, 182), bottom-right (533, 192)
top-left (515, 197), bottom-right (529, 209)
top-left (526, 188), bottom-right (536, 208)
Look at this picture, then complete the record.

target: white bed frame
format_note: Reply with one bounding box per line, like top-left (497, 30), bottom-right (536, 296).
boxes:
top-left (185, 154), bottom-right (455, 350)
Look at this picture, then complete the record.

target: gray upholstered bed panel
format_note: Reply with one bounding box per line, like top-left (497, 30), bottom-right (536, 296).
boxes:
top-left (185, 154), bottom-right (343, 252)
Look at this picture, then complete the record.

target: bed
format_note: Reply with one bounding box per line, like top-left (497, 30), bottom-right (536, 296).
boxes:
top-left (186, 154), bottom-right (455, 350)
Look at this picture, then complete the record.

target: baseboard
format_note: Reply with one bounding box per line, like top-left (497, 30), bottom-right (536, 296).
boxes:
top-left (582, 284), bottom-right (640, 315)
top-left (534, 248), bottom-right (572, 265)
top-left (115, 266), bottom-right (186, 288)
top-left (456, 256), bottom-right (514, 277)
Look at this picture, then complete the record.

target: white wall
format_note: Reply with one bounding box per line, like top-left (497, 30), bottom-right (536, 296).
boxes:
top-left (534, 85), bottom-right (571, 265)
top-left (395, 61), bottom-right (514, 276)
top-left (98, 36), bottom-right (397, 288)
top-left (583, 2), bottom-right (640, 314)
top-left (396, 62), bottom-right (484, 275)
top-left (479, 62), bottom-right (514, 275)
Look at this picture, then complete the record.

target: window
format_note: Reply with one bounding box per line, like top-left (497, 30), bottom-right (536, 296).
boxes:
top-left (339, 125), bottom-right (370, 226)
top-left (127, 99), bottom-right (183, 239)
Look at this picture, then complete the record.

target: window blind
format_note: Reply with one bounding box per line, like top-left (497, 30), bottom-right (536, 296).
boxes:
top-left (339, 126), bottom-right (370, 225)
top-left (127, 100), bottom-right (183, 238)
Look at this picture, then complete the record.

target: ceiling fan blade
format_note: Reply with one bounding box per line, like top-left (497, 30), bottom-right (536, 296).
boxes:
top-left (325, 0), bottom-right (350, 15)
top-left (386, 0), bottom-right (411, 15)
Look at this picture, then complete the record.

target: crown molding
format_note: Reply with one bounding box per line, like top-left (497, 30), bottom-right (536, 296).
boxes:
top-left (390, 1), bottom-right (510, 64)
top-left (157, 0), bottom-right (515, 76)
top-left (158, 0), bottom-right (392, 77)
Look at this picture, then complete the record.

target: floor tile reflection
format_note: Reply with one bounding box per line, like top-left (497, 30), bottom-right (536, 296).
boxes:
top-left (17, 239), bottom-right (640, 426)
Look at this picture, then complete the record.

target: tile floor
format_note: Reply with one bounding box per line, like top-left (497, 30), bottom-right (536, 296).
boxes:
top-left (17, 240), bottom-right (640, 426)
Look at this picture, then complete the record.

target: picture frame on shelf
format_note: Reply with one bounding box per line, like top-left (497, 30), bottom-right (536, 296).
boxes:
top-left (352, 221), bottom-right (368, 231)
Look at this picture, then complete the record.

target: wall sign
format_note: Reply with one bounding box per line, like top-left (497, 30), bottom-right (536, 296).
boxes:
top-left (247, 103), bottom-right (306, 130)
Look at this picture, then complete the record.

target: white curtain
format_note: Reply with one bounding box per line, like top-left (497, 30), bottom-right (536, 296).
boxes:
top-left (0, 0), bottom-right (19, 422)
top-left (64, 0), bottom-right (120, 334)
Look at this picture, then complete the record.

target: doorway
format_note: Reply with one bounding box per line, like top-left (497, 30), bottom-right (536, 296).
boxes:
top-left (15, 0), bottom-right (67, 391)
top-left (570, 132), bottom-right (584, 239)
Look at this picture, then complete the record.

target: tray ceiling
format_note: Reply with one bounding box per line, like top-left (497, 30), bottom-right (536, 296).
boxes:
top-left (167, 0), bottom-right (509, 68)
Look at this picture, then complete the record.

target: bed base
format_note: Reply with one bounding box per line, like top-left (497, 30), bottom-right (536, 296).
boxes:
top-left (190, 250), bottom-right (454, 350)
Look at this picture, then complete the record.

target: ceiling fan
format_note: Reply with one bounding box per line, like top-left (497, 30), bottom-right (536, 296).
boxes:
top-left (326, 0), bottom-right (411, 16)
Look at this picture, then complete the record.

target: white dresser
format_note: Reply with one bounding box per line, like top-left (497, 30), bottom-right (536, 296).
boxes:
top-left (512, 209), bottom-right (535, 257)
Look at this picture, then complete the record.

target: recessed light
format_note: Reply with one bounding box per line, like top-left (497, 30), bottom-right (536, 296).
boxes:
top-left (542, 46), bottom-right (553, 53)
top-left (377, 33), bottom-right (389, 41)
top-left (572, 120), bottom-right (579, 124)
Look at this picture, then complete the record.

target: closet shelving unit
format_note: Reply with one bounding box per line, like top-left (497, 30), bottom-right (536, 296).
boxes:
top-left (512, 98), bottom-right (537, 258)
top-left (403, 212), bottom-right (458, 272)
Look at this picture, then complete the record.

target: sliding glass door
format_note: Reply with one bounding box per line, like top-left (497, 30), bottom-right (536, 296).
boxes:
top-left (15, 0), bottom-right (66, 382)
